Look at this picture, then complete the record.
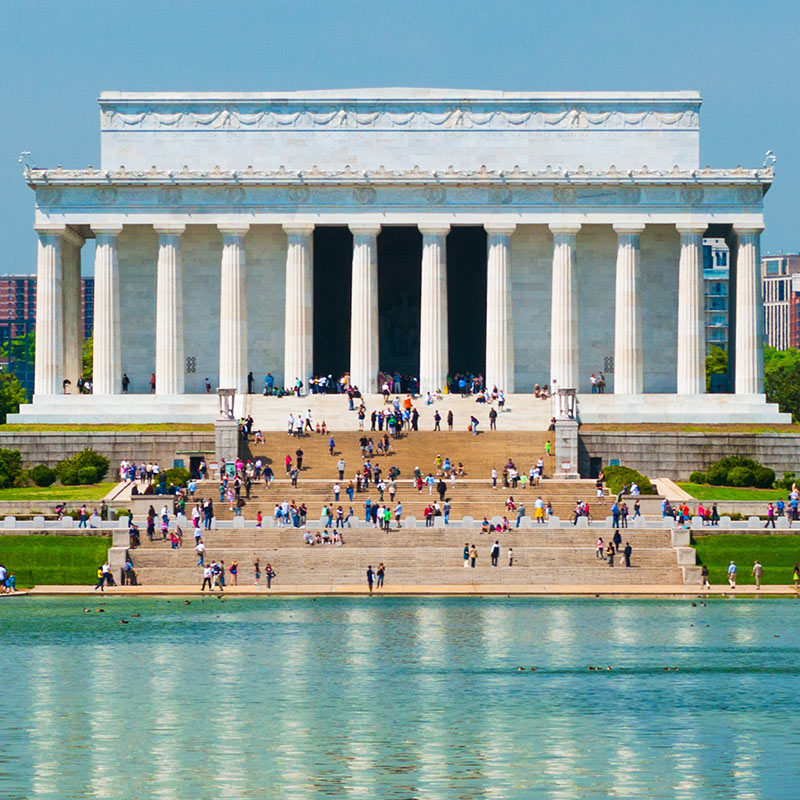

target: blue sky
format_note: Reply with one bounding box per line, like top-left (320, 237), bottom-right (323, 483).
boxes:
top-left (2, 0), bottom-right (798, 273)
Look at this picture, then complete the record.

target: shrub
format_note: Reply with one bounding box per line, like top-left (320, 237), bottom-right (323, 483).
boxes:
top-left (114, 508), bottom-right (131, 520)
top-left (29, 464), bottom-right (57, 487)
top-left (0, 448), bottom-right (23, 489)
top-left (727, 466), bottom-right (755, 487)
top-left (163, 467), bottom-right (190, 487)
top-left (753, 465), bottom-right (776, 489)
top-left (78, 466), bottom-right (98, 485)
top-left (776, 472), bottom-right (796, 491)
top-left (602, 465), bottom-right (655, 495)
top-left (700, 455), bottom-right (777, 488)
top-left (55, 449), bottom-right (109, 484)
top-left (689, 471), bottom-right (706, 484)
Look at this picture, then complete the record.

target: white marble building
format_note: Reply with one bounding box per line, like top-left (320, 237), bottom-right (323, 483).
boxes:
top-left (12, 89), bottom-right (788, 423)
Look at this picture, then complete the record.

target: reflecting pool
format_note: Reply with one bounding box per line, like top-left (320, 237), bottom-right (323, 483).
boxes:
top-left (1, 596), bottom-right (799, 798)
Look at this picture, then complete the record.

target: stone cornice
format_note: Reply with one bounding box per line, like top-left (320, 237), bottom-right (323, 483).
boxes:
top-left (25, 165), bottom-right (774, 188)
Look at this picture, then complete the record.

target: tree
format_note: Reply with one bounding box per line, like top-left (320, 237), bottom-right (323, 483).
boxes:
top-left (0, 330), bottom-right (35, 363)
top-left (82, 335), bottom-right (93, 380)
top-left (705, 345), bottom-right (728, 392)
top-left (0, 372), bottom-right (27, 423)
top-left (764, 346), bottom-right (800, 422)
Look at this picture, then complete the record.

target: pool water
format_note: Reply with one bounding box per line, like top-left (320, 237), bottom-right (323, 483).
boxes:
top-left (1, 596), bottom-right (799, 798)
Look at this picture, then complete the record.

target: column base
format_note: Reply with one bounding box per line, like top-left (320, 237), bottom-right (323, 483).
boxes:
top-left (553, 419), bottom-right (581, 478)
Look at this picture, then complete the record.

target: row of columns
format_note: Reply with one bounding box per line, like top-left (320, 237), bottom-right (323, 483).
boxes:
top-left (34, 221), bottom-right (764, 397)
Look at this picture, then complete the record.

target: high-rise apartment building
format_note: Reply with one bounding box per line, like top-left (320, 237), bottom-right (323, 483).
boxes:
top-left (762, 254), bottom-right (800, 350)
top-left (703, 237), bottom-right (730, 354)
top-left (0, 275), bottom-right (94, 394)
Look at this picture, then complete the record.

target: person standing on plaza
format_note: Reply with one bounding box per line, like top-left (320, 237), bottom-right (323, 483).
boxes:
top-left (508, 547), bottom-right (513, 567)
top-left (463, 543), bottom-right (470, 568)
top-left (434, 410), bottom-right (441, 431)
top-left (337, 458), bottom-right (346, 480)
top-left (366, 565), bottom-right (375, 594)
top-left (489, 407), bottom-right (497, 430)
top-left (376, 563), bottom-right (385, 589)
top-left (606, 542), bottom-right (615, 567)
top-left (447, 410), bottom-right (454, 431)
top-left (701, 564), bottom-right (711, 590)
top-left (491, 467), bottom-right (497, 489)
top-left (752, 560), bottom-right (763, 589)
top-left (201, 564), bottom-right (213, 592)
top-left (491, 540), bottom-right (500, 567)
top-left (254, 557), bottom-right (261, 586)
top-left (612, 529), bottom-right (622, 554)
top-left (623, 542), bottom-right (632, 567)
top-left (765, 504), bottom-right (776, 529)
top-left (727, 560), bottom-right (737, 589)
top-left (469, 544), bottom-right (478, 568)
top-left (150, 373), bottom-right (156, 393)
top-left (265, 562), bottom-right (275, 589)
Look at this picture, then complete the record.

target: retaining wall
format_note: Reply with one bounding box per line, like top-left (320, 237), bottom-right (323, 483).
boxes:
top-left (579, 431), bottom-right (800, 480)
top-left (0, 431), bottom-right (215, 468)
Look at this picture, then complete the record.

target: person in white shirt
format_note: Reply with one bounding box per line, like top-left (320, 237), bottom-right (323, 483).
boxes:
top-left (195, 540), bottom-right (206, 566)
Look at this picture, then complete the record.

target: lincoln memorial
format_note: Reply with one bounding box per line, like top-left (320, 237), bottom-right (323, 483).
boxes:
top-left (11, 89), bottom-right (787, 424)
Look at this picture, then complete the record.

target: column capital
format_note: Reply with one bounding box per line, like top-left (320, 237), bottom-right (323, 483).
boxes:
top-left (62, 228), bottom-right (85, 248)
top-left (548, 223), bottom-right (581, 236)
top-left (733, 223), bottom-right (765, 235)
top-left (348, 223), bottom-right (381, 236)
top-left (217, 223), bottom-right (250, 236)
top-left (154, 223), bottom-right (186, 236)
top-left (675, 223), bottom-right (708, 236)
top-left (613, 223), bottom-right (646, 235)
top-left (91, 223), bottom-right (124, 237)
top-left (484, 223), bottom-right (516, 236)
top-left (282, 223), bottom-right (315, 236)
top-left (34, 222), bottom-right (67, 235)
top-left (418, 223), bottom-right (451, 237)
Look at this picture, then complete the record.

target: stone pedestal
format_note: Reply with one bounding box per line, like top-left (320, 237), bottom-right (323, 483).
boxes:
top-left (155, 225), bottom-right (185, 395)
top-left (218, 224), bottom-right (249, 394)
top-left (485, 224), bottom-right (515, 392)
top-left (613, 224), bottom-right (645, 394)
top-left (214, 418), bottom-right (240, 466)
top-left (549, 224), bottom-right (580, 389)
top-left (283, 224), bottom-right (314, 392)
top-left (734, 224), bottom-right (765, 394)
top-left (349, 224), bottom-right (381, 394)
top-left (92, 224), bottom-right (123, 395)
top-left (676, 225), bottom-right (706, 394)
top-left (419, 224), bottom-right (450, 394)
top-left (554, 419), bottom-right (580, 478)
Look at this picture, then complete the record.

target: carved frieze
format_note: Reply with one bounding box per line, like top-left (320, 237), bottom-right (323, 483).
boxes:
top-left (101, 106), bottom-right (700, 132)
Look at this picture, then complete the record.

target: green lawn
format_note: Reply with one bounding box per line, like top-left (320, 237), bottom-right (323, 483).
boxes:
top-left (0, 534), bottom-right (111, 588)
top-left (0, 423), bottom-right (213, 432)
top-left (0, 482), bottom-right (117, 501)
top-left (693, 533), bottom-right (800, 585)
top-left (678, 483), bottom-right (789, 501)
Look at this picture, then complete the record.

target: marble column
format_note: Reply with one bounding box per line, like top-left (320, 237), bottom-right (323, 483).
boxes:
top-left (485, 224), bottom-right (516, 393)
top-left (91, 224), bottom-right (123, 395)
top-left (613, 224), bottom-right (645, 394)
top-left (61, 228), bottom-right (85, 391)
top-left (549, 224), bottom-right (580, 390)
top-left (676, 224), bottom-right (707, 394)
top-left (218, 224), bottom-right (249, 394)
top-left (33, 225), bottom-right (65, 396)
top-left (734, 224), bottom-right (765, 394)
top-left (154, 224), bottom-right (185, 395)
top-left (282, 224), bottom-right (314, 393)
top-left (419, 224), bottom-right (450, 394)
top-left (349, 224), bottom-right (381, 394)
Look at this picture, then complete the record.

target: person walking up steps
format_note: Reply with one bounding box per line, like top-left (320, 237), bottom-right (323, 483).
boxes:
top-left (491, 540), bottom-right (500, 567)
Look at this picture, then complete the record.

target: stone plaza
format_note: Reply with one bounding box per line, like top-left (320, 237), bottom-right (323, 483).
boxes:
top-left (12, 88), bottom-right (787, 424)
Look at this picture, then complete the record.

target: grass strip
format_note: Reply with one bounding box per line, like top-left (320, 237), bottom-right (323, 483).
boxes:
top-left (0, 534), bottom-right (111, 588)
top-left (693, 533), bottom-right (800, 585)
top-left (678, 483), bottom-right (790, 502)
top-left (0, 483), bottom-right (118, 502)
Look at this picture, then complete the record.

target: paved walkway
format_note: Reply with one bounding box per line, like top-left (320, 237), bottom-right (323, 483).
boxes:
top-left (26, 584), bottom-right (800, 596)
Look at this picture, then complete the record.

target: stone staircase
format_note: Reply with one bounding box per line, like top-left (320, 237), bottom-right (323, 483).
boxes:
top-left (128, 528), bottom-right (684, 586)
top-left (222, 430), bottom-right (585, 522)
